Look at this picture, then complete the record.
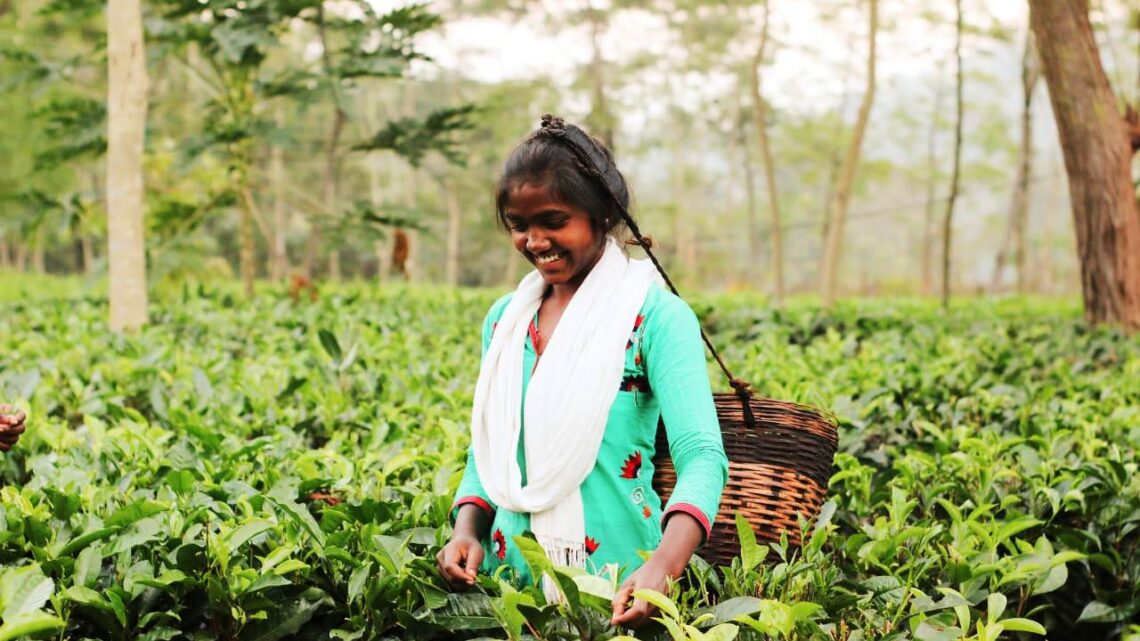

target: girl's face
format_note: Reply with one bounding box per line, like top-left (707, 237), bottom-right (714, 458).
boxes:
top-left (504, 181), bottom-right (606, 290)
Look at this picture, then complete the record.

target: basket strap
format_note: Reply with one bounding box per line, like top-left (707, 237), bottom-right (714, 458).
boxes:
top-left (543, 120), bottom-right (756, 427)
top-left (617, 221), bottom-right (756, 429)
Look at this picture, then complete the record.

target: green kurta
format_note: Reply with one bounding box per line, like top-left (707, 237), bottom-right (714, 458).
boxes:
top-left (453, 284), bottom-right (728, 583)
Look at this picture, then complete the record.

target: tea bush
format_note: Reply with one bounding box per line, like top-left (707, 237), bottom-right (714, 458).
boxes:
top-left (0, 285), bottom-right (1136, 641)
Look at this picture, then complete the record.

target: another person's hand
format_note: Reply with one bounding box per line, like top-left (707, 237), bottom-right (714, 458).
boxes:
top-left (436, 534), bottom-right (484, 590)
top-left (0, 404), bottom-right (27, 452)
top-left (611, 559), bottom-right (672, 628)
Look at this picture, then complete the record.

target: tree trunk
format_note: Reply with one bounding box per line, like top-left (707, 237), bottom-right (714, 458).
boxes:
top-left (1030, 0), bottom-right (1140, 332)
top-left (443, 177), bottom-right (462, 287)
top-left (736, 95), bottom-right (761, 291)
top-left (270, 110), bottom-right (288, 281)
top-left (107, 0), bottom-right (149, 331)
top-left (400, 82), bottom-right (420, 281)
top-left (31, 229), bottom-right (45, 274)
top-left (239, 195), bottom-right (255, 297)
top-left (751, 0), bottom-right (785, 305)
top-left (321, 107), bottom-right (346, 283)
top-left (921, 63), bottom-right (946, 296)
top-left (585, 8), bottom-right (614, 151)
top-left (80, 235), bottom-right (94, 274)
top-left (819, 0), bottom-right (878, 309)
top-left (941, 0), bottom-right (964, 310)
top-left (991, 32), bottom-right (1040, 294)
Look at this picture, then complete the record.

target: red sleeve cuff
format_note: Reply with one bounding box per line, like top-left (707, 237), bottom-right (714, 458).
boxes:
top-left (662, 503), bottom-right (713, 542)
top-left (452, 496), bottom-right (495, 520)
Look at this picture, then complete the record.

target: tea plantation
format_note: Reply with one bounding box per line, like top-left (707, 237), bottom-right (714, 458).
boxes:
top-left (1, 286), bottom-right (1137, 641)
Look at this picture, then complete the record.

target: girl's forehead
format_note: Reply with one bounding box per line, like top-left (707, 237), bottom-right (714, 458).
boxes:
top-left (505, 181), bottom-right (567, 209)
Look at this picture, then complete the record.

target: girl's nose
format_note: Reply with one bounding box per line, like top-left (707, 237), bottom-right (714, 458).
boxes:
top-left (526, 231), bottom-right (550, 253)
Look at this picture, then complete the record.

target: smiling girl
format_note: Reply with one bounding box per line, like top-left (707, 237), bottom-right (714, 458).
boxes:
top-left (437, 115), bottom-right (727, 628)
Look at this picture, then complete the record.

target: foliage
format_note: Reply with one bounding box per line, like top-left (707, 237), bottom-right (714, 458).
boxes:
top-left (0, 285), bottom-right (1136, 639)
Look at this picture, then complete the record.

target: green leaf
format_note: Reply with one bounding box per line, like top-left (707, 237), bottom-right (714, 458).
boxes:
top-left (572, 574), bottom-right (615, 602)
top-left (347, 563), bottom-right (371, 604)
top-left (986, 593), bottom-right (1007, 625)
top-left (55, 526), bottom-right (121, 557)
top-left (0, 612), bottom-right (66, 641)
top-left (273, 499), bottom-right (326, 548)
top-left (705, 597), bottom-right (762, 625)
top-left (73, 546), bottom-right (102, 588)
top-left (999, 618), bottom-right (1046, 634)
top-left (913, 620), bottom-right (964, 641)
top-left (1078, 600), bottom-right (1139, 623)
top-left (105, 499), bottom-right (167, 528)
top-left (237, 596), bottom-right (321, 641)
top-left (0, 565), bottom-right (54, 620)
top-left (224, 520), bottom-right (274, 550)
top-left (511, 535), bottom-right (553, 588)
top-left (705, 623), bottom-right (740, 641)
top-left (735, 512), bottom-right (767, 572)
top-left (318, 329), bottom-right (342, 361)
top-left (631, 589), bottom-right (679, 621)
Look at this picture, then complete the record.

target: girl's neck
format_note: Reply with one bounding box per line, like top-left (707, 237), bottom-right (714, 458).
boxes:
top-left (545, 283), bottom-right (578, 306)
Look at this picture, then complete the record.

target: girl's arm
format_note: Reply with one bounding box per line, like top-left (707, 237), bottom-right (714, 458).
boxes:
top-left (611, 512), bottom-right (703, 626)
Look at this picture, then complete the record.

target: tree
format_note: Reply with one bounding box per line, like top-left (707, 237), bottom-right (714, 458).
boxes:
top-left (819, 0), bottom-right (878, 309)
top-left (750, 0), bottom-right (784, 305)
top-left (1030, 0), bottom-right (1140, 332)
top-left (106, 0), bottom-right (148, 330)
top-left (990, 30), bottom-right (1040, 294)
top-left (940, 0), bottom-right (964, 309)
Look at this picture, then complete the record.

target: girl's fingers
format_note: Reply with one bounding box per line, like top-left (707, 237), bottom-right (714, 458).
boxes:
top-left (462, 544), bottom-right (482, 579)
top-left (611, 584), bottom-right (634, 620)
top-left (438, 546), bottom-right (474, 588)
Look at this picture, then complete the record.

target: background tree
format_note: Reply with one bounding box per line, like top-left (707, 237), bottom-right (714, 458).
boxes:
top-left (819, 0), bottom-right (878, 309)
top-left (940, 0), bottom-right (964, 310)
top-left (106, 0), bottom-right (148, 330)
top-left (1030, 0), bottom-right (1140, 332)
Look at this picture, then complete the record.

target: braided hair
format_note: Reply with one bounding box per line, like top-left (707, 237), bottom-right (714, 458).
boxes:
top-left (495, 114), bottom-right (632, 238)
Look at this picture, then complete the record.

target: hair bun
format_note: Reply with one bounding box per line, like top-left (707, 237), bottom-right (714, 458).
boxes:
top-left (538, 113), bottom-right (566, 137)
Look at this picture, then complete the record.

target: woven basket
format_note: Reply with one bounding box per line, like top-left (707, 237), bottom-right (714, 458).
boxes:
top-left (652, 394), bottom-right (839, 567)
top-left (538, 123), bottom-right (839, 568)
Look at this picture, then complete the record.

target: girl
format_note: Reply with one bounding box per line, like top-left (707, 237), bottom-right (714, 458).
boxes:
top-left (437, 115), bottom-right (727, 628)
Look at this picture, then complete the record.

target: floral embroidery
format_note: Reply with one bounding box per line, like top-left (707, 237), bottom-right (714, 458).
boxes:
top-left (585, 536), bottom-right (600, 555)
top-left (626, 314), bottom-right (645, 350)
top-left (642, 505), bottom-right (652, 519)
top-left (492, 529), bottom-right (506, 560)
top-left (619, 374), bottom-right (650, 393)
top-left (620, 451), bottom-right (642, 479)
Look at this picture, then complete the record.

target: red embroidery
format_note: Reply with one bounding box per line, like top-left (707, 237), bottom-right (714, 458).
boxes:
top-left (493, 529), bottom-right (506, 560)
top-left (584, 536), bottom-right (600, 555)
top-left (620, 451), bottom-right (643, 479)
top-left (619, 375), bottom-right (649, 393)
top-left (626, 314), bottom-right (645, 349)
top-left (642, 505), bottom-right (652, 519)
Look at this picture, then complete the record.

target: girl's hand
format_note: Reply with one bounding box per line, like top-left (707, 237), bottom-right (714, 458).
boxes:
top-left (612, 511), bottom-right (705, 628)
top-left (611, 559), bottom-right (671, 628)
top-left (437, 534), bottom-right (484, 590)
top-left (0, 405), bottom-right (26, 453)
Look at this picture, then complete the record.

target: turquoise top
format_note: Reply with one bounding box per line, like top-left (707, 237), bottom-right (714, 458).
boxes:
top-left (452, 284), bottom-right (728, 583)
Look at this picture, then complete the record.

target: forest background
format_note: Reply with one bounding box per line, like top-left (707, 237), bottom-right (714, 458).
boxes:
top-left (5, 0), bottom-right (1139, 307)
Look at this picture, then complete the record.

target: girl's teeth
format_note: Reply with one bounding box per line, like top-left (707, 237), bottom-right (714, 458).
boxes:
top-left (537, 253), bottom-right (563, 264)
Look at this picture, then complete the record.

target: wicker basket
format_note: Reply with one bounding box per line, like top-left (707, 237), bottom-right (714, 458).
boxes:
top-left (652, 394), bottom-right (839, 567)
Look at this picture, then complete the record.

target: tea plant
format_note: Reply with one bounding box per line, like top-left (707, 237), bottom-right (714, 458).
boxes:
top-left (0, 284), bottom-right (1136, 640)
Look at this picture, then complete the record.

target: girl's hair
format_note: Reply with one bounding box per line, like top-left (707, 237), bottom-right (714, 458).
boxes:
top-left (494, 114), bottom-right (631, 236)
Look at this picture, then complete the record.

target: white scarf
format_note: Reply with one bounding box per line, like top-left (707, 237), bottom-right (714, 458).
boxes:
top-left (470, 236), bottom-right (658, 589)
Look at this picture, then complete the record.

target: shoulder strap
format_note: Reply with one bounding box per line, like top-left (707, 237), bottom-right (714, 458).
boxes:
top-left (547, 124), bottom-right (755, 425)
